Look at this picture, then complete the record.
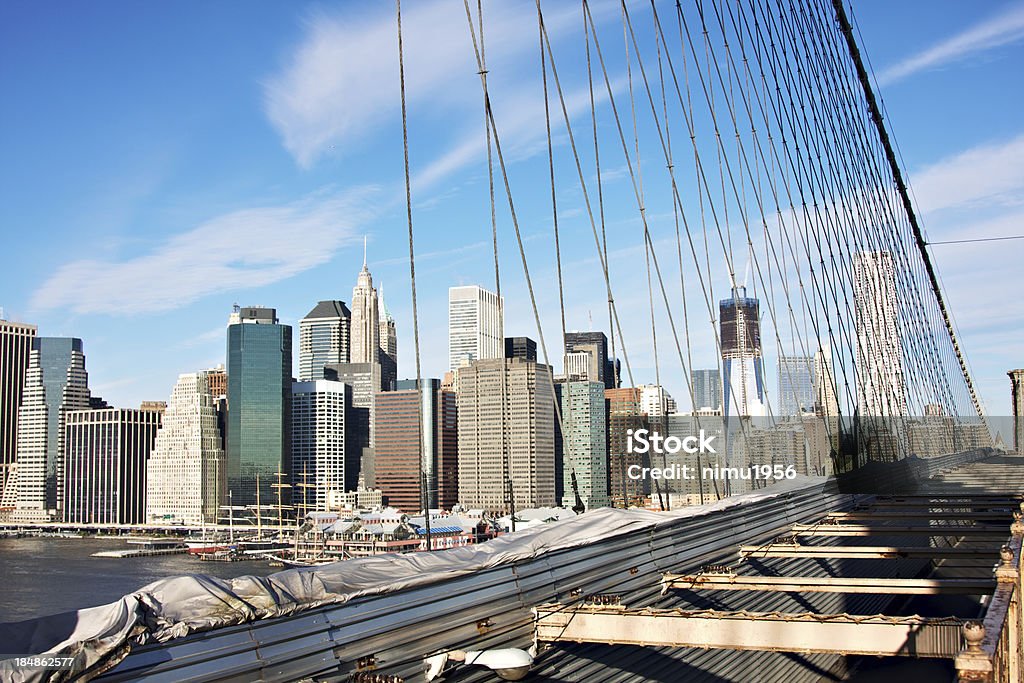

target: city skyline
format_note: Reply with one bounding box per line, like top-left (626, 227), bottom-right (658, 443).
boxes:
top-left (0, 263), bottom-right (1008, 421)
top-left (1, 3), bottom-right (1022, 678)
top-left (0, 1), bottom-right (1020, 416)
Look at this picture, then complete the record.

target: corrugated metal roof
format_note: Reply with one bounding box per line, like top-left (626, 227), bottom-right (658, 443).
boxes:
top-left (89, 477), bottom-right (858, 682)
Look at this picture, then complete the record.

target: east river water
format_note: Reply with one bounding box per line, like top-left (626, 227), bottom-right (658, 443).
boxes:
top-left (0, 536), bottom-right (278, 624)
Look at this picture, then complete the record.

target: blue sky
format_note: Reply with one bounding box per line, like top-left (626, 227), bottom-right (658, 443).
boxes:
top-left (1, 1), bottom-right (1022, 418)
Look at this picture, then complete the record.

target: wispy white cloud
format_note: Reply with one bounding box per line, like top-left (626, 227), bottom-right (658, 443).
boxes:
top-left (264, 1), bottom-right (543, 168)
top-left (374, 241), bottom-right (487, 268)
top-left (31, 187), bottom-right (378, 316)
top-left (411, 75), bottom-right (623, 194)
top-left (905, 135), bottom-right (1024, 414)
top-left (263, 0), bottom-right (616, 174)
top-left (177, 324), bottom-right (229, 349)
top-left (264, 1), bottom-right (461, 168)
top-left (877, 3), bottom-right (1024, 86)
top-left (90, 376), bottom-right (139, 396)
top-left (911, 133), bottom-right (1024, 215)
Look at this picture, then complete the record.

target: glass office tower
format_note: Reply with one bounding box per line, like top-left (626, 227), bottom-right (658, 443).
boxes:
top-left (227, 306), bottom-right (292, 509)
top-left (16, 337), bottom-right (90, 517)
top-left (690, 368), bottom-right (722, 412)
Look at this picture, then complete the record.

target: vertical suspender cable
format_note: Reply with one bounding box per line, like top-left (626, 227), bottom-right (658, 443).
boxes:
top-left (395, 0), bottom-right (428, 546)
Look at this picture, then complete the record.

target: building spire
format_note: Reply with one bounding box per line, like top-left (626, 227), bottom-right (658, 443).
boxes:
top-left (379, 283), bottom-right (393, 322)
top-left (363, 235), bottom-right (367, 269)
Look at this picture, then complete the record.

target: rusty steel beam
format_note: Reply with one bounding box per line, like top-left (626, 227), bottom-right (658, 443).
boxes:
top-left (790, 523), bottom-right (1008, 538)
top-left (869, 496), bottom-right (1021, 505)
top-left (535, 605), bottom-right (965, 658)
top-left (739, 544), bottom-right (1002, 560)
top-left (661, 573), bottom-right (996, 595)
top-left (828, 511), bottom-right (1011, 522)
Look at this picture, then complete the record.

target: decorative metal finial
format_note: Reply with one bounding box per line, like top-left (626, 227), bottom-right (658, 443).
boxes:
top-left (962, 621), bottom-right (985, 653)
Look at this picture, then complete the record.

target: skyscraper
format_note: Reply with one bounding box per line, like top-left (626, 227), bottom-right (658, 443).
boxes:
top-left (375, 379), bottom-right (458, 513)
top-left (64, 406), bottom-right (161, 525)
top-left (146, 371), bottom-right (226, 525)
top-left (15, 337), bottom-right (90, 520)
top-left (690, 368), bottom-right (722, 412)
top-left (853, 251), bottom-right (907, 417)
top-left (324, 361), bottom-right (381, 490)
top-left (720, 286), bottom-right (766, 418)
top-left (299, 300), bottom-right (351, 381)
top-left (351, 248), bottom-right (380, 366)
top-left (606, 387), bottom-right (649, 507)
top-left (457, 356), bottom-right (555, 512)
top-left (449, 285), bottom-right (503, 372)
top-left (664, 413), bottom-right (726, 506)
top-left (1, 319), bottom-right (36, 494)
top-left (563, 352), bottom-right (591, 381)
top-left (378, 287), bottom-right (397, 391)
top-left (291, 380), bottom-right (348, 513)
top-left (206, 364), bottom-right (228, 455)
top-left (778, 355), bottom-right (815, 416)
top-left (558, 381), bottom-right (608, 510)
top-left (639, 384), bottom-right (675, 417)
top-left (226, 306), bottom-right (292, 508)
top-left (564, 331), bottom-right (619, 389)
top-left (814, 350), bottom-right (840, 418)
top-left (504, 336), bottom-right (537, 362)
top-left (207, 365), bottom-right (227, 399)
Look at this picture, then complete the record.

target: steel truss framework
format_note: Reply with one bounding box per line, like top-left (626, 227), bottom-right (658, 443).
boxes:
top-left (534, 492), bottom-right (1024, 682)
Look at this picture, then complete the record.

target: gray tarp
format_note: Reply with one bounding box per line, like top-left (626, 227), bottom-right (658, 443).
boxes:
top-left (0, 477), bottom-right (825, 683)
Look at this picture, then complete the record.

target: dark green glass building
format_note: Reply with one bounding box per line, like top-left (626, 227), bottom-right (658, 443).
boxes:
top-left (226, 306), bottom-right (292, 509)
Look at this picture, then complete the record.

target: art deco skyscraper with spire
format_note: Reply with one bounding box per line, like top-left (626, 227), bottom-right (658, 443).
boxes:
top-left (378, 285), bottom-right (397, 392)
top-left (350, 238), bottom-right (380, 366)
top-left (378, 285), bottom-right (397, 363)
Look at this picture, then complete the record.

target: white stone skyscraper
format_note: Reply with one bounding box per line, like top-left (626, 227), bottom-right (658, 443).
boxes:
top-left (350, 241), bottom-right (380, 365)
top-left (449, 285), bottom-right (503, 372)
top-left (15, 337), bottom-right (90, 521)
top-left (291, 379), bottom-right (348, 513)
top-left (146, 371), bottom-right (226, 525)
top-left (853, 251), bottom-right (907, 417)
top-left (639, 384), bottom-right (676, 417)
top-left (814, 350), bottom-right (840, 419)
